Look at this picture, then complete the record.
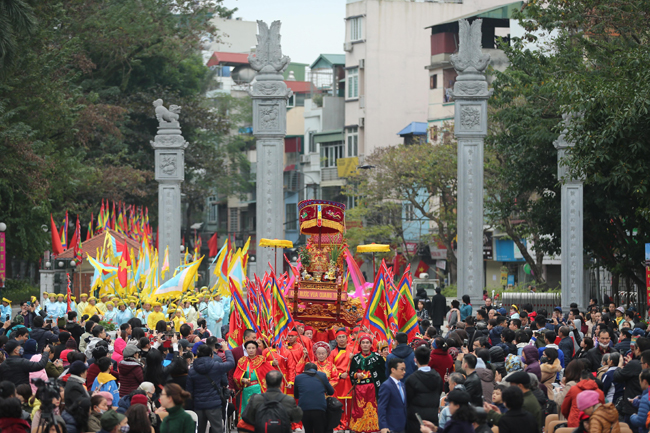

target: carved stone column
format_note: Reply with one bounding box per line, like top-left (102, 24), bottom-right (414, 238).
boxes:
top-left (151, 100), bottom-right (188, 282)
top-left (451, 19), bottom-right (491, 306)
top-left (554, 114), bottom-right (585, 309)
top-left (249, 21), bottom-right (292, 271)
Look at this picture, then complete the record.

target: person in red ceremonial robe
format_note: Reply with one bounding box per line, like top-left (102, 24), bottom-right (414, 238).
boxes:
top-left (313, 341), bottom-right (339, 389)
top-left (233, 340), bottom-right (277, 413)
top-left (328, 328), bottom-right (354, 431)
top-left (261, 338), bottom-right (290, 392)
top-left (285, 330), bottom-right (307, 396)
top-left (296, 321), bottom-right (314, 360)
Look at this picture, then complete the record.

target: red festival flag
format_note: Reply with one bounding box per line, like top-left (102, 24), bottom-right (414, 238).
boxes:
top-left (208, 233), bottom-right (218, 257)
top-left (50, 214), bottom-right (64, 256)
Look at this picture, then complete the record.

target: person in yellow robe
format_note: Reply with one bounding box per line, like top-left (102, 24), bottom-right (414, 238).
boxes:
top-left (146, 301), bottom-right (166, 330)
top-left (83, 296), bottom-right (103, 318)
top-left (97, 294), bottom-right (109, 314)
top-left (76, 293), bottom-right (88, 317)
top-left (172, 309), bottom-right (187, 332)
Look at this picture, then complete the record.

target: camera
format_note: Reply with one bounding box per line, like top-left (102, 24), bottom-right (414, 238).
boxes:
top-left (31, 378), bottom-right (61, 415)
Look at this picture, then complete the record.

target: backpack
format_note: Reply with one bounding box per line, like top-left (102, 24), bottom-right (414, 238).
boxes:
top-left (254, 393), bottom-right (291, 433)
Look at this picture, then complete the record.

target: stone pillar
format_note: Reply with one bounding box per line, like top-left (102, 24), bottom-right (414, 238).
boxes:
top-left (249, 21), bottom-right (292, 271)
top-left (452, 19), bottom-right (491, 306)
top-left (150, 100), bottom-right (188, 282)
top-left (554, 114), bottom-right (585, 309)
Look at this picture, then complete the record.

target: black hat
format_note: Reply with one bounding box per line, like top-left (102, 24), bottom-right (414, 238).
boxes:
top-left (505, 371), bottom-right (531, 385)
top-left (68, 360), bottom-right (88, 376)
top-left (446, 389), bottom-right (471, 405)
top-left (4, 340), bottom-right (21, 355)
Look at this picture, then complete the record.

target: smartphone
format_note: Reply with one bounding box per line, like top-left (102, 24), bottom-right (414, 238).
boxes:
top-left (5, 315), bottom-right (8, 321)
top-left (463, 339), bottom-right (468, 346)
top-left (415, 413), bottom-right (423, 425)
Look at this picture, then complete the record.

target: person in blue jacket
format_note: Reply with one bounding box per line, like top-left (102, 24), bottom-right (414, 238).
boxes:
top-left (294, 362), bottom-right (335, 433)
top-left (460, 295), bottom-right (472, 321)
top-left (631, 369), bottom-right (650, 433)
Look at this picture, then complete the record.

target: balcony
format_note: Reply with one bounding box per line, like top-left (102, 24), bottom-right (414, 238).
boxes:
top-left (321, 167), bottom-right (346, 187)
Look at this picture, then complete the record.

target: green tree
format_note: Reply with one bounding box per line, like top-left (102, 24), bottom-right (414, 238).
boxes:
top-left (0, 0), bottom-right (244, 269)
top-left (491, 0), bottom-right (650, 294)
top-left (345, 135), bottom-right (458, 282)
top-left (0, 0), bottom-right (37, 67)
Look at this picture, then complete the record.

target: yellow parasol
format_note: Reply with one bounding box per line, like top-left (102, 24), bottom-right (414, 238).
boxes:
top-left (357, 243), bottom-right (391, 280)
top-left (259, 239), bottom-right (294, 274)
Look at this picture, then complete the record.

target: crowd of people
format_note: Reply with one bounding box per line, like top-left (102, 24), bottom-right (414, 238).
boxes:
top-left (0, 286), bottom-right (647, 433)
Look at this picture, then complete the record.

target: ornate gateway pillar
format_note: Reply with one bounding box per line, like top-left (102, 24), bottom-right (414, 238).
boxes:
top-left (554, 114), bottom-right (585, 310)
top-left (151, 100), bottom-right (187, 282)
top-left (249, 21), bottom-right (292, 271)
top-left (452, 19), bottom-right (491, 305)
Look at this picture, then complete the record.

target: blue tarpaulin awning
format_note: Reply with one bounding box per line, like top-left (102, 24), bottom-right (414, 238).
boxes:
top-left (397, 122), bottom-right (428, 136)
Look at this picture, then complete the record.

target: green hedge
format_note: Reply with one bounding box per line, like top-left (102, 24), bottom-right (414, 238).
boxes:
top-left (2, 279), bottom-right (40, 304)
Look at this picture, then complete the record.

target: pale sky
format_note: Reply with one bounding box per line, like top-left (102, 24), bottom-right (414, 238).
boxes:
top-left (222, 0), bottom-right (347, 65)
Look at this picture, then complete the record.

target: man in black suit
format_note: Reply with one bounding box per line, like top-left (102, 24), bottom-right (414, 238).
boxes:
top-left (430, 287), bottom-right (447, 330)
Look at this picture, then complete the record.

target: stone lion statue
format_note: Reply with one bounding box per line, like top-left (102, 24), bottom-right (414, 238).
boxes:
top-left (153, 99), bottom-right (181, 125)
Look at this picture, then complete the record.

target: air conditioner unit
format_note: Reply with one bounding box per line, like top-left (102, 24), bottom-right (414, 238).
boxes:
top-left (359, 59), bottom-right (365, 69)
top-left (359, 95), bottom-right (365, 108)
top-left (343, 42), bottom-right (353, 52)
top-left (359, 117), bottom-right (365, 127)
top-left (300, 154), bottom-right (310, 163)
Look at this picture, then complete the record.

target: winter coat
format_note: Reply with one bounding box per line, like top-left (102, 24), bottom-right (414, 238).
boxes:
top-left (497, 409), bottom-right (538, 433)
top-left (111, 337), bottom-right (126, 363)
top-left (441, 419), bottom-right (476, 433)
top-left (186, 351), bottom-right (235, 410)
top-left (630, 388), bottom-right (650, 432)
top-left (476, 367), bottom-right (495, 403)
top-left (160, 404), bottom-right (195, 433)
top-left (615, 338), bottom-right (631, 355)
top-left (489, 326), bottom-right (504, 347)
top-left (0, 354), bottom-right (49, 385)
top-left (522, 345), bottom-right (541, 380)
top-left (613, 358), bottom-right (642, 415)
top-left (602, 367), bottom-right (624, 404)
top-left (64, 322), bottom-right (84, 345)
top-left (589, 403), bottom-right (621, 433)
top-left (118, 358), bottom-right (144, 397)
top-left (31, 326), bottom-right (60, 352)
top-left (405, 368), bottom-right (442, 433)
top-left (561, 379), bottom-right (605, 427)
top-left (61, 409), bottom-right (80, 433)
top-left (431, 293), bottom-right (447, 327)
top-left (489, 346), bottom-right (507, 377)
top-left (586, 345), bottom-right (618, 373)
top-left (386, 344), bottom-right (415, 382)
top-left (0, 417), bottom-right (31, 433)
top-left (27, 354), bottom-right (49, 394)
top-left (428, 348), bottom-right (454, 380)
top-left (540, 358), bottom-right (562, 399)
top-left (464, 371), bottom-right (483, 407)
top-left (64, 374), bottom-right (90, 408)
top-left (555, 380), bottom-right (577, 421)
top-left (559, 336), bottom-right (575, 363)
top-left (87, 412), bottom-right (102, 433)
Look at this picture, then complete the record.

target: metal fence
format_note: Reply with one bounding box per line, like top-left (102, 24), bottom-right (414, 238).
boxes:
top-left (499, 292), bottom-right (562, 313)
